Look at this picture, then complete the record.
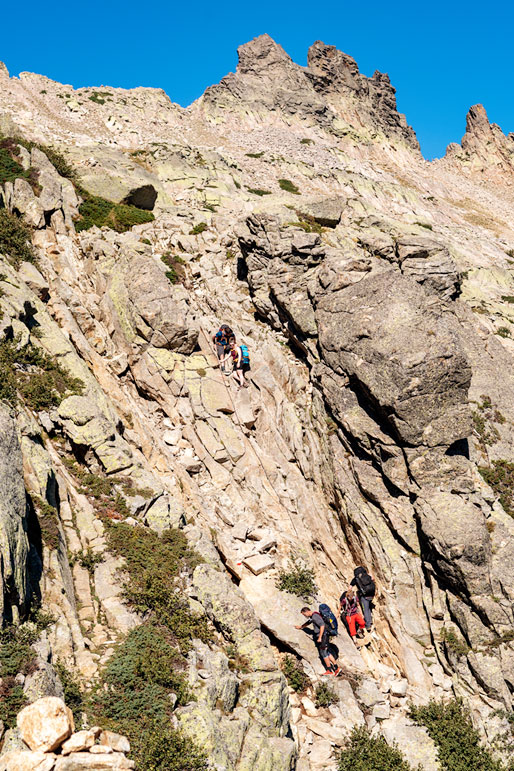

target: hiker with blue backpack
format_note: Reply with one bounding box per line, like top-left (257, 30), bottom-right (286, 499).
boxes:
top-left (295, 606), bottom-right (341, 676)
top-left (222, 338), bottom-right (250, 389)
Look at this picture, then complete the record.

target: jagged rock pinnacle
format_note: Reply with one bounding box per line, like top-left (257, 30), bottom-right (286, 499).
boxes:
top-left (236, 33), bottom-right (292, 75)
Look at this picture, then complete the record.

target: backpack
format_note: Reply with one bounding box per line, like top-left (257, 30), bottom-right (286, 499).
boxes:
top-left (319, 603), bottom-right (338, 636)
top-left (353, 567), bottom-right (375, 598)
top-left (239, 344), bottom-right (250, 364)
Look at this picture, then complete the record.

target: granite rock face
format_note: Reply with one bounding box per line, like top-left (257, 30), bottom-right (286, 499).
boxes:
top-left (1, 32), bottom-right (514, 771)
top-left (0, 406), bottom-right (29, 623)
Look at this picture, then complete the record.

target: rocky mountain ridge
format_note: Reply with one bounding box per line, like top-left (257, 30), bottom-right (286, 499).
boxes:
top-left (0, 34), bottom-right (514, 771)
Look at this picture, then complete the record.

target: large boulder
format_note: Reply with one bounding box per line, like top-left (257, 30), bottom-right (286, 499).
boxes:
top-left (17, 697), bottom-right (73, 753)
top-left (0, 405), bottom-right (29, 622)
top-left (317, 270), bottom-right (471, 447)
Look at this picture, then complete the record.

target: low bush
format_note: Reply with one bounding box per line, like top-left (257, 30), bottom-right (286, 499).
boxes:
top-left (161, 253), bottom-right (186, 285)
top-left (409, 698), bottom-right (508, 771)
top-left (276, 555), bottom-right (317, 599)
top-left (76, 547), bottom-right (105, 573)
top-left (478, 459), bottom-right (514, 518)
top-left (189, 222), bottom-right (208, 236)
top-left (33, 496), bottom-right (60, 550)
top-left (104, 521), bottom-right (210, 650)
top-left (75, 191), bottom-right (154, 233)
top-left (55, 659), bottom-right (84, 726)
top-left (0, 146), bottom-right (28, 185)
top-left (0, 622), bottom-right (46, 728)
top-left (282, 655), bottom-right (309, 692)
top-left (245, 151), bottom-right (264, 158)
top-left (278, 178), bottom-right (300, 195)
top-left (0, 209), bottom-right (36, 267)
top-left (247, 188), bottom-right (272, 196)
top-left (90, 623), bottom-right (206, 771)
top-left (338, 727), bottom-right (414, 771)
top-left (0, 337), bottom-right (83, 409)
top-left (315, 681), bottom-right (338, 708)
top-left (496, 326), bottom-right (511, 338)
top-left (300, 138), bottom-right (314, 145)
top-left (440, 626), bottom-right (470, 658)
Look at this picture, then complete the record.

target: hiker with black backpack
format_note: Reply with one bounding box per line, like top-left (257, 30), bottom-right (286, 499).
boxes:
top-left (295, 607), bottom-right (341, 676)
top-left (221, 338), bottom-right (250, 389)
top-left (212, 324), bottom-right (234, 375)
top-left (350, 566), bottom-right (376, 632)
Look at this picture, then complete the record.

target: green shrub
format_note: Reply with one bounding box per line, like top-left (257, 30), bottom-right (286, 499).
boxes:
top-left (440, 626), bottom-right (470, 658)
top-left (247, 188), bottom-right (272, 196)
top-left (0, 146), bottom-right (28, 185)
top-left (33, 496), bottom-right (60, 550)
top-left (338, 727), bottom-right (414, 771)
top-left (60, 458), bottom-right (147, 518)
top-left (300, 138), bottom-right (314, 145)
top-left (75, 188), bottom-right (154, 233)
top-left (0, 623), bottom-right (40, 727)
top-left (90, 623), bottom-right (206, 770)
top-left (315, 681), bottom-right (338, 708)
top-left (55, 659), bottom-right (84, 726)
top-left (0, 337), bottom-right (84, 409)
top-left (189, 222), bottom-right (207, 236)
top-left (479, 460), bottom-right (514, 518)
top-left (77, 547), bottom-right (105, 573)
top-left (161, 253), bottom-right (187, 285)
top-left (501, 296), bottom-right (514, 304)
top-left (88, 92), bottom-right (106, 105)
top-left (282, 655), bottom-right (309, 692)
top-left (496, 326), bottom-right (511, 338)
top-left (104, 522), bottom-right (210, 650)
top-left (0, 680), bottom-right (27, 728)
top-left (415, 221), bottom-right (433, 230)
top-left (245, 151), bottom-right (264, 158)
top-left (278, 178), bottom-right (300, 195)
top-left (276, 555), bottom-right (317, 599)
top-left (0, 209), bottom-right (36, 267)
top-left (287, 217), bottom-right (323, 234)
top-left (409, 698), bottom-right (507, 771)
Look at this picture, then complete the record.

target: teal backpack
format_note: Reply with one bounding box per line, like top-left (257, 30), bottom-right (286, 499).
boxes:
top-left (239, 344), bottom-right (250, 364)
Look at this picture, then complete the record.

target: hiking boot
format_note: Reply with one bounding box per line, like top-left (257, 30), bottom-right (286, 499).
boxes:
top-left (333, 667), bottom-right (342, 677)
top-left (356, 629), bottom-right (365, 639)
top-left (323, 669), bottom-right (334, 676)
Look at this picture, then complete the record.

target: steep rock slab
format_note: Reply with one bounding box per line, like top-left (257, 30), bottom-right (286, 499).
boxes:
top-left (316, 270), bottom-right (471, 448)
top-left (0, 405), bottom-right (29, 622)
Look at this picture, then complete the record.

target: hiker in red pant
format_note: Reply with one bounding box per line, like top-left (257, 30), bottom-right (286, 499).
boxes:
top-left (338, 588), bottom-right (366, 643)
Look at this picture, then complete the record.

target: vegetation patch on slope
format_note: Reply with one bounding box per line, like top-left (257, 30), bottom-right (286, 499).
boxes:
top-left (409, 698), bottom-right (511, 771)
top-left (0, 337), bottom-right (83, 409)
top-left (338, 726), bottom-right (414, 771)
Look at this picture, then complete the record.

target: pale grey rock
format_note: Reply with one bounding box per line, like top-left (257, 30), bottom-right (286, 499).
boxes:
top-left (0, 405), bottom-right (29, 622)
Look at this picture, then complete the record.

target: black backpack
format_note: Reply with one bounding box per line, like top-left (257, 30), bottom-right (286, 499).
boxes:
top-left (353, 567), bottom-right (375, 598)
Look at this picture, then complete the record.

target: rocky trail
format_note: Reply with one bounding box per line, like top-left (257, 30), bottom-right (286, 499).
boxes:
top-left (1, 33), bottom-right (514, 771)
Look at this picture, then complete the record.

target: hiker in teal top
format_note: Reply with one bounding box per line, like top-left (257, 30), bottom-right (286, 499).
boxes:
top-left (221, 338), bottom-right (250, 390)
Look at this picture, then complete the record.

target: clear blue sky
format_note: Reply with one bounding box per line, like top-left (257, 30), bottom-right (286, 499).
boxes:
top-left (2, 0), bottom-right (513, 159)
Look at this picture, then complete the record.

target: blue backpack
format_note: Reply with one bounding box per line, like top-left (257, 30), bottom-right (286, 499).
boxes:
top-left (319, 603), bottom-right (338, 636)
top-left (239, 344), bottom-right (250, 364)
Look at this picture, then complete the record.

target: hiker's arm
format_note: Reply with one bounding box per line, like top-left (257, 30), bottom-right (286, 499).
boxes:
top-left (317, 624), bottom-right (325, 643)
top-left (295, 621), bottom-right (310, 630)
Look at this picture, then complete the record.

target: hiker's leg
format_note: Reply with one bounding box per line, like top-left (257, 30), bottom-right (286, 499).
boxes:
top-left (360, 596), bottom-right (373, 630)
top-left (355, 613), bottom-right (366, 631)
top-left (347, 615), bottom-right (357, 637)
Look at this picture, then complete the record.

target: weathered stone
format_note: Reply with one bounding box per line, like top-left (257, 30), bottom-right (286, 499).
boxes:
top-left (61, 731), bottom-right (96, 755)
top-left (242, 554), bottom-right (275, 574)
top-left (380, 715), bottom-right (440, 771)
top-left (0, 405), bottom-right (29, 622)
top-left (54, 753), bottom-right (134, 769)
top-left (0, 751), bottom-right (56, 771)
top-left (17, 697), bottom-right (74, 752)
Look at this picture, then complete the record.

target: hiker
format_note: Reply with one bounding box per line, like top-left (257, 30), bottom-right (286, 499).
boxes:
top-left (295, 607), bottom-right (341, 676)
top-left (350, 566), bottom-right (376, 632)
top-left (212, 325), bottom-right (234, 375)
top-left (221, 338), bottom-right (250, 389)
top-left (338, 588), bottom-right (366, 642)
